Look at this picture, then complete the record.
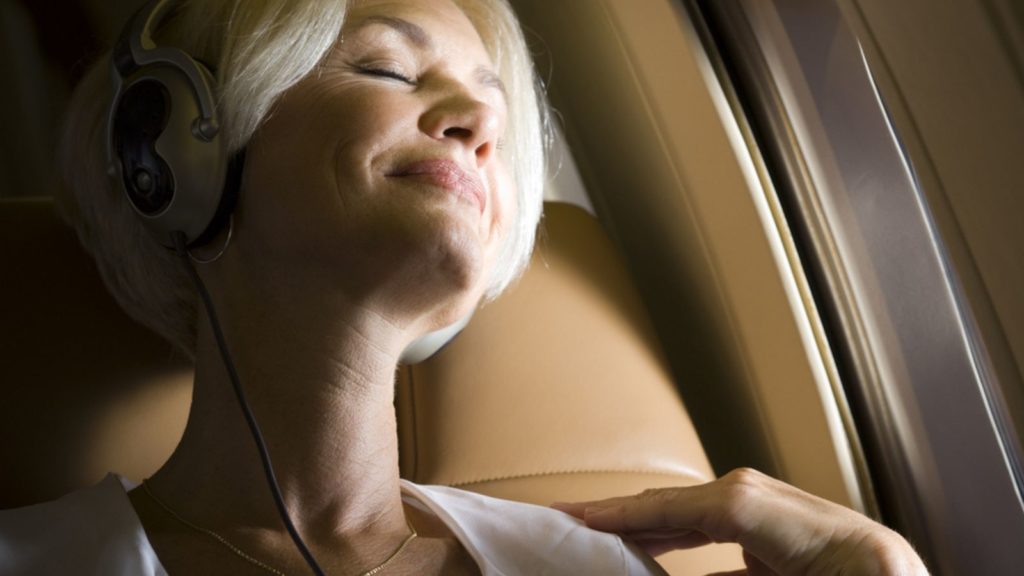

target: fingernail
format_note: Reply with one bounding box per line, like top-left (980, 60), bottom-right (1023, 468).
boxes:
top-left (584, 506), bottom-right (620, 530)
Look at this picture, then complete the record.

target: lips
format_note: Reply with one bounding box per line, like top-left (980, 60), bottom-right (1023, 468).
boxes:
top-left (389, 159), bottom-right (486, 214)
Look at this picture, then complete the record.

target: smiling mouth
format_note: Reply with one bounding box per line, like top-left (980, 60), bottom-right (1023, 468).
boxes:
top-left (389, 159), bottom-right (486, 214)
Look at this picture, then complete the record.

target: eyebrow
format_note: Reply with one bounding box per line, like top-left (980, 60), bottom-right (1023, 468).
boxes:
top-left (352, 15), bottom-right (507, 99)
top-left (476, 67), bottom-right (508, 100)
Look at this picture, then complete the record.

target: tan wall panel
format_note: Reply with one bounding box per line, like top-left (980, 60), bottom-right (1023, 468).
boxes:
top-left (512, 0), bottom-right (864, 508)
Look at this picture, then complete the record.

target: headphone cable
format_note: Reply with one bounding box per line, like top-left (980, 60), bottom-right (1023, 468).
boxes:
top-left (173, 232), bottom-right (327, 576)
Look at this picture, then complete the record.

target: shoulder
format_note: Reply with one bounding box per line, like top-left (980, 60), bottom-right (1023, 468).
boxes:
top-left (0, 475), bottom-right (165, 576)
top-left (402, 482), bottom-right (667, 576)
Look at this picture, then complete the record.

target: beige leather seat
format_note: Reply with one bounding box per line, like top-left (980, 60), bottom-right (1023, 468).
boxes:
top-left (0, 198), bottom-right (741, 574)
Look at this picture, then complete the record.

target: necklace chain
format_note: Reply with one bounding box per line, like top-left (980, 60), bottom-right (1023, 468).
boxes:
top-left (141, 480), bottom-right (417, 576)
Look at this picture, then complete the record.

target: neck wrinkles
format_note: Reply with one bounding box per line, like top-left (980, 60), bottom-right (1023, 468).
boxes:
top-left (149, 267), bottom-right (411, 544)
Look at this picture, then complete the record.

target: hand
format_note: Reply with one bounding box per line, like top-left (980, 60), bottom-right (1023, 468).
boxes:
top-left (551, 468), bottom-right (928, 576)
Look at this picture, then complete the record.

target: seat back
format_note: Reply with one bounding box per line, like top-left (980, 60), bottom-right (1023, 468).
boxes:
top-left (0, 198), bottom-right (191, 509)
top-left (397, 202), bottom-right (740, 574)
top-left (397, 203), bottom-right (714, 494)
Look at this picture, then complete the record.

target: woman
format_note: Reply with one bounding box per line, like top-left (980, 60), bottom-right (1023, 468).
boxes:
top-left (0, 0), bottom-right (926, 574)
top-left (4, 0), bottom-right (655, 574)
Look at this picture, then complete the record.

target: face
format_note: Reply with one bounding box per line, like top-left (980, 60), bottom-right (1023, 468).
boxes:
top-left (240, 0), bottom-right (513, 333)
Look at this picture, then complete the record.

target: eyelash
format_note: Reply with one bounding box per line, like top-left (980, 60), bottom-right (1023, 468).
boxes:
top-left (358, 66), bottom-right (416, 85)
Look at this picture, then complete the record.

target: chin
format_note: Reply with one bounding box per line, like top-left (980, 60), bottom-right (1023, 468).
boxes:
top-left (374, 205), bottom-right (490, 319)
top-left (405, 253), bottom-right (486, 335)
top-left (417, 218), bottom-right (487, 297)
top-left (340, 199), bottom-right (497, 323)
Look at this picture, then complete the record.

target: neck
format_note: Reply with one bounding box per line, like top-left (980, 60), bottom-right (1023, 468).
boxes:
top-left (149, 263), bottom-right (412, 544)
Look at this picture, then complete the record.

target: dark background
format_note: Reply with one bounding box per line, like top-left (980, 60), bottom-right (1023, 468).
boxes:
top-left (1, 0), bottom-right (141, 199)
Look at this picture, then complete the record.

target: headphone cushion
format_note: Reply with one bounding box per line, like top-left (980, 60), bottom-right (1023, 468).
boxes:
top-left (113, 79), bottom-right (175, 215)
top-left (110, 65), bottom-right (228, 247)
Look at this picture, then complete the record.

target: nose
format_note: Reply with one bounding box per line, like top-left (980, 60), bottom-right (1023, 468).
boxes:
top-left (420, 91), bottom-right (501, 166)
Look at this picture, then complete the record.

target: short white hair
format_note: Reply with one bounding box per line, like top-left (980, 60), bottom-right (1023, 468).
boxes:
top-left (59, 0), bottom-right (549, 356)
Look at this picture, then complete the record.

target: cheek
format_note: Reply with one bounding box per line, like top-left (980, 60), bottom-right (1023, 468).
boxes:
top-left (293, 77), bottom-right (415, 151)
top-left (484, 166), bottom-right (517, 257)
top-left (327, 94), bottom-right (427, 200)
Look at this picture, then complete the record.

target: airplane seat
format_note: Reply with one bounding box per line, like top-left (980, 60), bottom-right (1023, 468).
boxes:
top-left (0, 198), bottom-right (741, 573)
top-left (397, 202), bottom-right (742, 573)
top-left (0, 197), bottom-right (192, 510)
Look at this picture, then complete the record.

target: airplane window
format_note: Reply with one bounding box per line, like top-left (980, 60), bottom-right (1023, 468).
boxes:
top-left (691, 0), bottom-right (1024, 573)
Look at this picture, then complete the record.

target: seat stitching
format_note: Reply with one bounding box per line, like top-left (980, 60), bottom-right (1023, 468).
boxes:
top-left (447, 467), bottom-right (711, 488)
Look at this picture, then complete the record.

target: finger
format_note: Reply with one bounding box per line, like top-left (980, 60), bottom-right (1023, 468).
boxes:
top-left (580, 485), bottom-right (712, 535)
top-left (742, 550), bottom-right (779, 576)
top-left (624, 528), bottom-right (700, 541)
top-left (550, 495), bottom-right (639, 519)
top-left (705, 571), bottom-right (748, 576)
top-left (580, 471), bottom-right (780, 543)
top-left (549, 501), bottom-right (587, 519)
top-left (631, 531), bottom-right (713, 556)
top-left (633, 538), bottom-right (690, 558)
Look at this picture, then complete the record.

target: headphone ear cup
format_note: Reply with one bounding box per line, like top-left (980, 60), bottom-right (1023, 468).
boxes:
top-left (113, 80), bottom-right (175, 215)
top-left (109, 64), bottom-right (228, 247)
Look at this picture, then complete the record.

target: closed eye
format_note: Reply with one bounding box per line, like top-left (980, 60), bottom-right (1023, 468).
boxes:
top-left (358, 66), bottom-right (416, 85)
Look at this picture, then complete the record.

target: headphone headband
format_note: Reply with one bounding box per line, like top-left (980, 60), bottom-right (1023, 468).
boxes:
top-left (113, 0), bottom-right (219, 139)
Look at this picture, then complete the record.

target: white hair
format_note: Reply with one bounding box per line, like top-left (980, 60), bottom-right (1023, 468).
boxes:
top-left (59, 0), bottom-right (549, 356)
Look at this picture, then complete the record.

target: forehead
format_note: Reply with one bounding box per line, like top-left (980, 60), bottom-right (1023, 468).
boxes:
top-left (343, 0), bottom-right (493, 62)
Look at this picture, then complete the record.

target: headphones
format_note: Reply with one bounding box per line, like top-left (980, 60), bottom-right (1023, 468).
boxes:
top-left (107, 0), bottom-right (239, 249)
top-left (107, 0), bottom-right (470, 363)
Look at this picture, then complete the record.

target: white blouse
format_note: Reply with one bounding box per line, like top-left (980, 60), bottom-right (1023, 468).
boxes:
top-left (0, 475), bottom-right (667, 576)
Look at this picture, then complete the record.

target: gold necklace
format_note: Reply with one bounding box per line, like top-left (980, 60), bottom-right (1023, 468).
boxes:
top-left (141, 480), bottom-right (417, 576)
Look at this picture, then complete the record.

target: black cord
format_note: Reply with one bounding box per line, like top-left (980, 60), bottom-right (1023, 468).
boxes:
top-left (173, 232), bottom-right (326, 576)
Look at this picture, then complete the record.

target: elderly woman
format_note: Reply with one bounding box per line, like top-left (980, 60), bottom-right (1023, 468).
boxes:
top-left (0, 0), bottom-right (927, 574)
